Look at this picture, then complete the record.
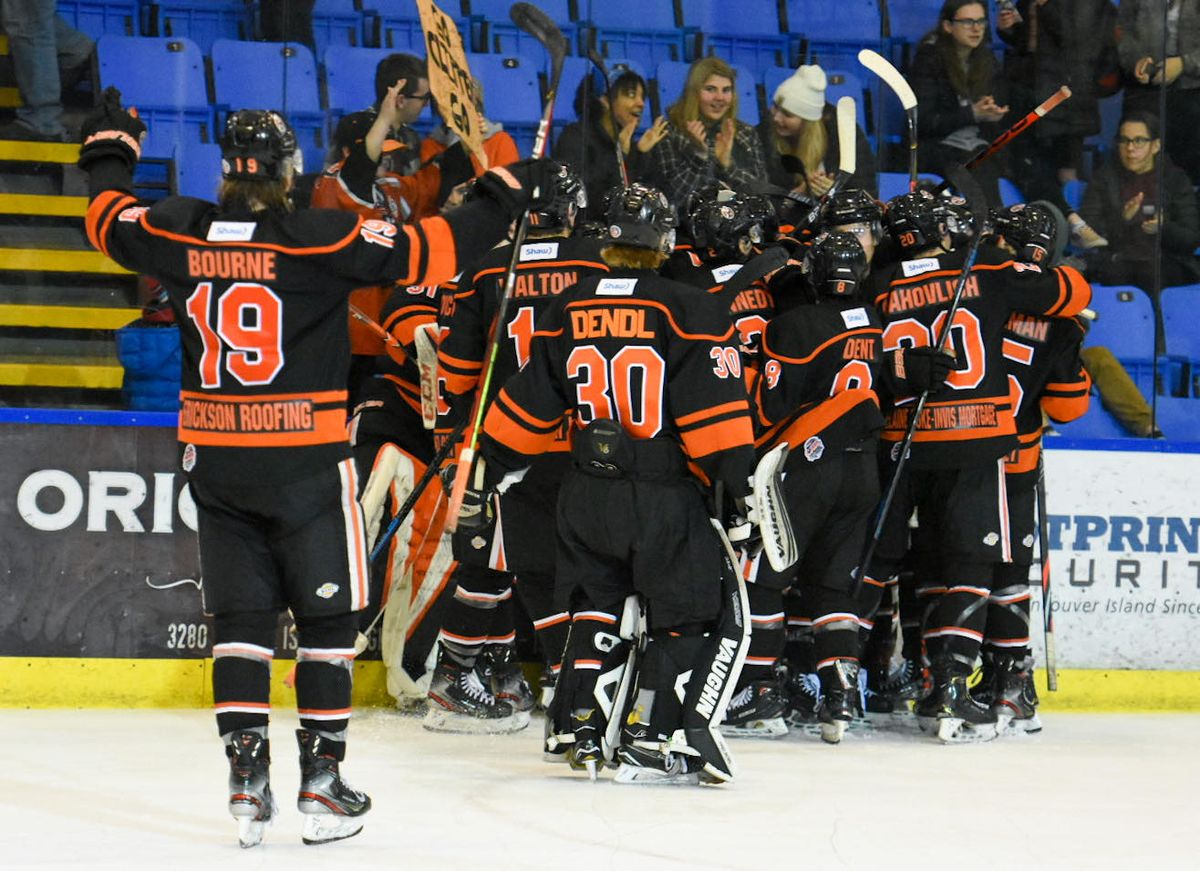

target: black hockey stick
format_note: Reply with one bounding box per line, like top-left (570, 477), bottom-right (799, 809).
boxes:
top-left (445, 3), bottom-right (568, 527)
top-left (586, 48), bottom-right (630, 188)
top-left (852, 168), bottom-right (989, 596)
top-left (712, 245), bottom-right (788, 303)
top-left (1035, 453), bottom-right (1058, 691)
top-left (858, 49), bottom-right (917, 191)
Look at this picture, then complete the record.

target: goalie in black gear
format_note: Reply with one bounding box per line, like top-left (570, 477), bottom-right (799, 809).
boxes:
top-left (78, 90), bottom-right (558, 844)
top-left (472, 183), bottom-right (761, 784)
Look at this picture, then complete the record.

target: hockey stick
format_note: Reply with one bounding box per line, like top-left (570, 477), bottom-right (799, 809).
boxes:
top-left (445, 3), bottom-right (568, 530)
top-left (712, 245), bottom-right (788, 303)
top-left (1035, 453), bottom-right (1058, 691)
top-left (852, 170), bottom-right (989, 596)
top-left (586, 48), bottom-right (630, 188)
top-left (965, 86), bottom-right (1071, 172)
top-left (858, 49), bottom-right (917, 190)
top-left (349, 303), bottom-right (401, 349)
top-left (792, 95), bottom-right (859, 233)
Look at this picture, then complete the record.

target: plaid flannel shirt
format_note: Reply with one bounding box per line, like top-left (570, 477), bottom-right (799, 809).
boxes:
top-left (649, 119), bottom-right (768, 213)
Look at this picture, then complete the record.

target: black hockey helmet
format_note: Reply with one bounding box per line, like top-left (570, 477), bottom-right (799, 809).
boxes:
top-left (221, 109), bottom-right (300, 181)
top-left (937, 193), bottom-right (976, 247)
top-left (990, 201), bottom-right (1062, 266)
top-left (604, 182), bottom-right (677, 254)
top-left (819, 188), bottom-right (883, 234)
top-left (686, 187), bottom-right (772, 258)
top-left (802, 230), bottom-right (869, 299)
top-left (884, 189), bottom-right (945, 251)
top-left (528, 161), bottom-right (587, 230)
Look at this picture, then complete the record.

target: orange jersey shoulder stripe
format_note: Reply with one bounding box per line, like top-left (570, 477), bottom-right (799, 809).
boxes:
top-left (764, 327), bottom-right (881, 366)
top-left (675, 399), bottom-right (748, 429)
top-left (756, 389), bottom-right (878, 450)
top-left (679, 415), bottom-right (754, 459)
top-left (85, 190), bottom-right (136, 257)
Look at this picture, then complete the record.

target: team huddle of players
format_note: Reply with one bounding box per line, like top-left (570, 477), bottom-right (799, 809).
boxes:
top-left (353, 161), bottom-right (1092, 784)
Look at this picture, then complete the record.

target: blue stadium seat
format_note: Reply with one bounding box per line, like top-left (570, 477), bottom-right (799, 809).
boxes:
top-left (1062, 178), bottom-right (1084, 211)
top-left (368, 0), bottom-right (445, 53)
top-left (153, 1), bottom-right (250, 54)
top-left (1054, 403), bottom-right (1134, 440)
top-left (654, 60), bottom-right (758, 127)
top-left (786, 0), bottom-right (883, 72)
top-left (689, 4), bottom-right (790, 70)
top-left (556, 56), bottom-right (652, 130)
top-left (762, 65), bottom-right (868, 132)
top-left (96, 35), bottom-right (212, 159)
top-left (585, 0), bottom-right (689, 68)
top-left (466, 51), bottom-right (544, 154)
top-left (324, 45), bottom-right (399, 120)
top-left (1161, 284), bottom-right (1200, 397)
top-left (312, 0), bottom-right (365, 57)
top-left (173, 141), bottom-right (223, 200)
top-left (1085, 285), bottom-right (1157, 361)
top-left (1150, 396), bottom-right (1200, 441)
top-left (211, 39), bottom-right (326, 173)
top-left (57, 1), bottom-right (141, 38)
top-left (885, 0), bottom-right (943, 46)
top-left (999, 176), bottom-right (1023, 207)
top-left (467, 0), bottom-right (577, 56)
top-left (877, 171), bottom-right (943, 201)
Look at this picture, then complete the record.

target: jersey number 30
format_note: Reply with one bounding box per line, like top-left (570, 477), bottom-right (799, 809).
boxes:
top-left (186, 282), bottom-right (284, 388)
top-left (566, 345), bottom-right (665, 438)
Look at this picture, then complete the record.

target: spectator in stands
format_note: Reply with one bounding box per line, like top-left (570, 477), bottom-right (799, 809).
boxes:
top-left (649, 56), bottom-right (767, 213)
top-left (553, 64), bottom-right (668, 219)
top-left (906, 0), bottom-right (1011, 207)
top-left (756, 64), bottom-right (877, 199)
top-left (0, 0), bottom-right (93, 141)
top-left (1077, 111), bottom-right (1200, 290)
top-left (995, 0), bottom-right (1120, 248)
top-left (1117, 0), bottom-right (1200, 185)
top-left (422, 76), bottom-right (520, 207)
top-left (367, 53), bottom-right (432, 177)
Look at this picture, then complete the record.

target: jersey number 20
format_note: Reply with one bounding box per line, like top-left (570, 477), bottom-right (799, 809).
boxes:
top-left (186, 282), bottom-right (284, 388)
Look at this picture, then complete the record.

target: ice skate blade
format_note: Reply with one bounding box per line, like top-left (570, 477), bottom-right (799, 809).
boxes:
top-left (936, 717), bottom-right (1000, 744)
top-left (819, 719), bottom-right (848, 745)
top-left (613, 763), bottom-right (700, 786)
top-left (422, 707), bottom-right (530, 734)
top-left (720, 717), bottom-right (789, 739)
top-left (301, 812), bottom-right (365, 846)
top-left (230, 796), bottom-right (275, 848)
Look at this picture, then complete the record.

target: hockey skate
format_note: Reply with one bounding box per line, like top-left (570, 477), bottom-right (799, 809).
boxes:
top-left (613, 720), bottom-right (699, 786)
top-left (783, 668), bottom-right (823, 736)
top-left (720, 680), bottom-right (788, 739)
top-left (565, 708), bottom-right (603, 780)
top-left (817, 660), bottom-right (862, 745)
top-left (477, 643), bottom-right (535, 713)
top-left (296, 729), bottom-right (371, 845)
top-left (916, 660), bottom-right (1000, 744)
top-left (225, 730), bottom-right (276, 848)
top-left (863, 658), bottom-right (924, 728)
top-left (424, 649), bottom-right (530, 734)
top-left (990, 654), bottom-right (1042, 735)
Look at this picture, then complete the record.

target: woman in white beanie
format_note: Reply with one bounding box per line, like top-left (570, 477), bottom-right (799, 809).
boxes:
top-left (649, 55), bottom-right (768, 213)
top-left (758, 63), bottom-right (877, 200)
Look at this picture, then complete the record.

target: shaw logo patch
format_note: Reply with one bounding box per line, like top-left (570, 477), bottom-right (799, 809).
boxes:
top-left (206, 221), bottom-right (257, 242)
top-left (803, 436), bottom-right (825, 462)
top-left (520, 241), bottom-right (560, 261)
top-left (711, 263), bottom-right (742, 284)
top-left (596, 278), bottom-right (638, 296)
top-left (181, 443), bottom-right (197, 472)
top-left (315, 582), bottom-right (340, 599)
top-left (901, 257), bottom-right (940, 277)
top-left (841, 307), bottom-right (870, 328)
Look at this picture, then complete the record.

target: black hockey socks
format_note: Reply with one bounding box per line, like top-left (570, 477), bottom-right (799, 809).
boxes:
top-left (516, 570), bottom-right (570, 673)
top-left (438, 564), bottom-right (512, 665)
top-left (213, 609), bottom-right (276, 736)
top-left (923, 561), bottom-right (993, 667)
top-left (984, 562), bottom-right (1033, 660)
top-left (739, 583), bottom-right (784, 689)
top-left (294, 612), bottom-right (358, 737)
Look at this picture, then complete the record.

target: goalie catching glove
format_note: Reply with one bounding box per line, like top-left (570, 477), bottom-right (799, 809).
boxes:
top-left (78, 86), bottom-right (147, 174)
top-left (727, 443), bottom-right (797, 573)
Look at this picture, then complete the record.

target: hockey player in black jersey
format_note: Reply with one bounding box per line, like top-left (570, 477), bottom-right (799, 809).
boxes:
top-left (867, 189), bottom-right (1091, 742)
top-left (428, 163), bottom-right (607, 733)
top-left (77, 90), bottom-right (557, 845)
top-left (977, 203), bottom-right (1091, 733)
top-left (468, 183), bottom-right (773, 785)
top-left (751, 231), bottom-right (885, 744)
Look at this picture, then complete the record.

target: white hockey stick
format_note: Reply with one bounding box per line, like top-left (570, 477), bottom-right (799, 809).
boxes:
top-left (858, 49), bottom-right (918, 190)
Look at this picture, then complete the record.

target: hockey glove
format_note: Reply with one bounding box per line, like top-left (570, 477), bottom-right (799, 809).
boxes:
top-left (473, 158), bottom-right (557, 220)
top-left (890, 346), bottom-right (955, 395)
top-left (78, 86), bottom-right (147, 174)
top-left (439, 463), bottom-right (495, 531)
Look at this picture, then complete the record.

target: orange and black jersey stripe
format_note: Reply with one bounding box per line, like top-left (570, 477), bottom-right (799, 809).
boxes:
top-left (755, 299), bottom-right (884, 460)
top-left (480, 270), bottom-right (756, 495)
top-left (85, 180), bottom-right (511, 483)
top-left (437, 234), bottom-right (609, 448)
top-left (374, 282), bottom-right (442, 416)
top-left (661, 247), bottom-right (776, 358)
top-left (868, 243), bottom-right (1091, 469)
top-left (1001, 313), bottom-right (1091, 474)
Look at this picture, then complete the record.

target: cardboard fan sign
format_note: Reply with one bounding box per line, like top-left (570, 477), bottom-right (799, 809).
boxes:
top-left (417, 0), bottom-right (487, 168)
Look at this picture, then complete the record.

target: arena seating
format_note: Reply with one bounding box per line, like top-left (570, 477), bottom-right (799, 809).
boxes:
top-left (311, 0), bottom-right (366, 57)
top-left (581, 0), bottom-right (688, 69)
top-left (688, 3), bottom-right (791, 71)
top-left (151, 0), bottom-right (250, 53)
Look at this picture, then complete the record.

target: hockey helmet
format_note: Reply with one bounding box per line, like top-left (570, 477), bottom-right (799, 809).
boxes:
top-left (936, 194), bottom-right (976, 248)
top-left (529, 161), bottom-right (587, 230)
top-left (819, 188), bottom-right (883, 235)
top-left (604, 182), bottom-right (677, 254)
top-left (686, 187), bottom-right (772, 258)
top-left (991, 201), bottom-right (1062, 266)
top-left (802, 230), bottom-right (869, 299)
top-left (221, 109), bottom-right (300, 181)
top-left (884, 189), bottom-right (945, 252)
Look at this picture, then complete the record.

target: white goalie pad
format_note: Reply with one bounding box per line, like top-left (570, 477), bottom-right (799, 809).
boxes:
top-left (749, 443), bottom-right (798, 573)
top-left (413, 321), bottom-right (439, 430)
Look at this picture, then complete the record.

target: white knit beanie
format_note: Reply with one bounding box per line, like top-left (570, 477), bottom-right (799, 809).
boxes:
top-left (773, 64), bottom-right (827, 121)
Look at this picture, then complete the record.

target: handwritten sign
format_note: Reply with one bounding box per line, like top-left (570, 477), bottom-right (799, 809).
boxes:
top-left (417, 0), bottom-right (486, 168)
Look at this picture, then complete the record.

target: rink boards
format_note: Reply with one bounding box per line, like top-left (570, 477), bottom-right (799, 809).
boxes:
top-left (1, 409), bottom-right (1198, 710)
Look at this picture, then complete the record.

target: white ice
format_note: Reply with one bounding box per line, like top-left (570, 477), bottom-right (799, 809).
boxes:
top-left (3, 708), bottom-right (1196, 870)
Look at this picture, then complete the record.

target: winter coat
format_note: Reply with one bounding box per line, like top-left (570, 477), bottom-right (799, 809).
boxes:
top-left (754, 103), bottom-right (878, 196)
top-left (906, 38), bottom-right (1011, 145)
top-left (1118, 0), bottom-right (1200, 91)
top-left (552, 116), bottom-right (653, 220)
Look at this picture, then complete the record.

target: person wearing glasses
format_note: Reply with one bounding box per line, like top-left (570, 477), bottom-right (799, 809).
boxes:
top-left (1077, 111), bottom-right (1200, 289)
top-left (905, 0), bottom-right (1012, 207)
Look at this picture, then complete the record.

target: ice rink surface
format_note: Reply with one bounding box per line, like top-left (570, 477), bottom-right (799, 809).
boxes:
top-left (4, 708), bottom-right (1197, 871)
